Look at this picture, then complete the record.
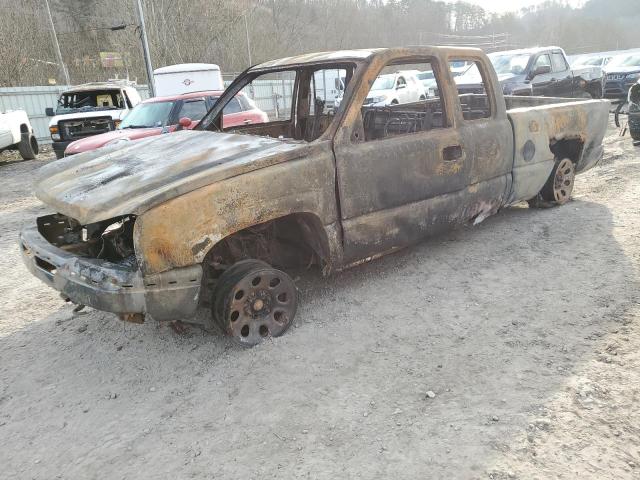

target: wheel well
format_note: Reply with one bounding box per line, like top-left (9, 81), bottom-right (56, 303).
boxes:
top-left (201, 213), bottom-right (330, 293)
top-left (550, 138), bottom-right (584, 165)
top-left (19, 124), bottom-right (29, 134)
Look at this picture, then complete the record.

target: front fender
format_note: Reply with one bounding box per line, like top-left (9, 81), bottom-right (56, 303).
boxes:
top-left (133, 141), bottom-right (339, 275)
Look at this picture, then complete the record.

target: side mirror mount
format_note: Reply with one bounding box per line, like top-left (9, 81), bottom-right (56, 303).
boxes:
top-left (530, 65), bottom-right (551, 79)
top-left (396, 83), bottom-right (406, 90)
top-left (45, 107), bottom-right (54, 117)
top-left (177, 117), bottom-right (192, 130)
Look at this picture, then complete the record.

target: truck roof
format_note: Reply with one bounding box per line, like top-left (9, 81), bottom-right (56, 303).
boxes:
top-left (253, 47), bottom-right (490, 70)
top-left (253, 49), bottom-right (386, 69)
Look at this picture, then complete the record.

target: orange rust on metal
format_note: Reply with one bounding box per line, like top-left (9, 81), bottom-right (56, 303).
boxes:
top-left (529, 120), bottom-right (539, 133)
top-left (119, 313), bottom-right (144, 323)
top-left (134, 143), bottom-right (339, 274)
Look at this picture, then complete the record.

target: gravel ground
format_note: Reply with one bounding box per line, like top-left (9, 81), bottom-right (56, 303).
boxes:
top-left (1, 122), bottom-right (639, 479)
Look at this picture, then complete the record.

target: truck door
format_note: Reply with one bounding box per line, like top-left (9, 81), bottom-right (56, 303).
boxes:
top-left (333, 54), bottom-right (474, 263)
top-left (530, 54), bottom-right (555, 96)
top-left (550, 52), bottom-right (573, 97)
top-left (448, 56), bottom-right (513, 216)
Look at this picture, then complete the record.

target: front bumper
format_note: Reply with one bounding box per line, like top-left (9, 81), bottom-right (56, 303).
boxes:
top-left (19, 226), bottom-right (202, 321)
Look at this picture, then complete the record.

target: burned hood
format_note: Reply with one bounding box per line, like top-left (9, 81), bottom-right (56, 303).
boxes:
top-left (35, 129), bottom-right (304, 224)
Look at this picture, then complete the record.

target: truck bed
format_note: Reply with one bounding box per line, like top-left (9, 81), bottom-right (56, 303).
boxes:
top-left (504, 95), bottom-right (610, 204)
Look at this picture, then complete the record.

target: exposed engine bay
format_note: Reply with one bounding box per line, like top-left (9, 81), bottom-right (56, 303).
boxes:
top-left (36, 213), bottom-right (136, 267)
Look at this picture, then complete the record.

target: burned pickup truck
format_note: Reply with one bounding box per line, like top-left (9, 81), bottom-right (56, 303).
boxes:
top-left (20, 47), bottom-right (609, 346)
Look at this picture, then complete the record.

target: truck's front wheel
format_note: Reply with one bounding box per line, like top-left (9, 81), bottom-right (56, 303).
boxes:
top-left (212, 259), bottom-right (298, 347)
top-left (528, 158), bottom-right (575, 208)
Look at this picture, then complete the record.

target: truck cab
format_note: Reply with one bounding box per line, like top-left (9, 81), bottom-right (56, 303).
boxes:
top-left (46, 82), bottom-right (142, 159)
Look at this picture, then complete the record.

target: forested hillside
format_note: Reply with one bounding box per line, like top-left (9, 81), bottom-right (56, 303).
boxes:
top-left (1, 0), bottom-right (638, 86)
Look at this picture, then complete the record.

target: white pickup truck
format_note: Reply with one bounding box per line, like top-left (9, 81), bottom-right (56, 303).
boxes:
top-left (46, 82), bottom-right (142, 159)
top-left (0, 110), bottom-right (38, 160)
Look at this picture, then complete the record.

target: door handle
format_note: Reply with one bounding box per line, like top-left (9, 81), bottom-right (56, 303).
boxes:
top-left (244, 119), bottom-right (253, 125)
top-left (442, 145), bottom-right (463, 161)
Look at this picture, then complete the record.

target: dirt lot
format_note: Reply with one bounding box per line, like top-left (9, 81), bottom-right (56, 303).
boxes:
top-left (1, 122), bottom-right (639, 479)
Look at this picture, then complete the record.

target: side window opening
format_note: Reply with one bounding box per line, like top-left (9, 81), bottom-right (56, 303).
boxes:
top-left (239, 71), bottom-right (295, 122)
top-left (359, 59), bottom-right (446, 142)
top-left (451, 59), bottom-right (492, 120)
top-left (220, 70), bottom-right (295, 139)
top-left (300, 67), bottom-right (349, 142)
top-left (216, 64), bottom-right (355, 142)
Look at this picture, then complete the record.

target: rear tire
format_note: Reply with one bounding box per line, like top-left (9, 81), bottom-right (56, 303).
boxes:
top-left (18, 133), bottom-right (38, 160)
top-left (528, 157), bottom-right (575, 208)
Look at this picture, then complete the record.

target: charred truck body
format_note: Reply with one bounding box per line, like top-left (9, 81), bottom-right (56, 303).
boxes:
top-left (21, 47), bottom-right (610, 346)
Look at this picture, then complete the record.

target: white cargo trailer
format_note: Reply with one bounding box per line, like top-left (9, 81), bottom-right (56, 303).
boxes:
top-left (153, 64), bottom-right (224, 97)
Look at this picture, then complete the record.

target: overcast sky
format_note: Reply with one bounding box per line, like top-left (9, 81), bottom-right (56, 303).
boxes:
top-left (453, 0), bottom-right (585, 13)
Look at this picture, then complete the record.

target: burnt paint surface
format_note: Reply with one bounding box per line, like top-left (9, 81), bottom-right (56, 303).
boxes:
top-left (134, 141), bottom-right (340, 274)
top-left (35, 130), bottom-right (304, 225)
top-left (33, 46), bottom-right (610, 282)
top-left (507, 97), bottom-right (610, 203)
top-left (333, 47), bottom-right (514, 261)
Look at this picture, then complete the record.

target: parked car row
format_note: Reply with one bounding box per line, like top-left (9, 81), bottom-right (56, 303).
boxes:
top-left (7, 47), bottom-right (638, 163)
top-left (456, 47), bottom-right (603, 98)
top-left (570, 49), bottom-right (640, 101)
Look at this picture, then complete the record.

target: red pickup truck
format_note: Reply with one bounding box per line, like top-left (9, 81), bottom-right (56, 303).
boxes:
top-left (64, 90), bottom-right (267, 156)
